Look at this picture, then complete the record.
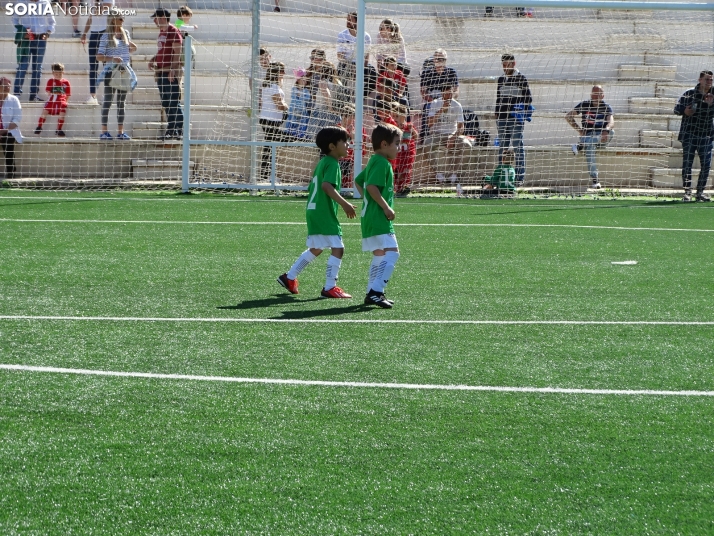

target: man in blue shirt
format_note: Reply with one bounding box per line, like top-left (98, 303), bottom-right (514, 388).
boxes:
top-left (566, 85), bottom-right (615, 190)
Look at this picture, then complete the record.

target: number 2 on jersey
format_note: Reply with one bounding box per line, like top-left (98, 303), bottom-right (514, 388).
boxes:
top-left (307, 176), bottom-right (318, 210)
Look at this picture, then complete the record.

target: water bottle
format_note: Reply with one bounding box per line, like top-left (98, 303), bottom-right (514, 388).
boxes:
top-left (494, 136), bottom-right (499, 147)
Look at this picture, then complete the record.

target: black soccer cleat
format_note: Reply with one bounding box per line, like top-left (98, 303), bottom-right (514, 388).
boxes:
top-left (364, 289), bottom-right (393, 308)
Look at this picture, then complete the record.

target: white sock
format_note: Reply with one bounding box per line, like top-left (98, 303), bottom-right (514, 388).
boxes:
top-left (368, 256), bottom-right (388, 293)
top-left (374, 251), bottom-right (400, 293)
top-left (287, 250), bottom-right (316, 280)
top-left (324, 255), bottom-right (342, 290)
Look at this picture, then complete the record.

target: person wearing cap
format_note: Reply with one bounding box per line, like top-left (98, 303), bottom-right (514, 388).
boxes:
top-left (148, 8), bottom-right (184, 140)
top-left (0, 78), bottom-right (23, 179)
top-left (12, 0), bottom-right (56, 101)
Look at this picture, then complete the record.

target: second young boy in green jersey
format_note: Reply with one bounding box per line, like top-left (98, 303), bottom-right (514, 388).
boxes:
top-left (278, 127), bottom-right (357, 298)
top-left (355, 123), bottom-right (402, 309)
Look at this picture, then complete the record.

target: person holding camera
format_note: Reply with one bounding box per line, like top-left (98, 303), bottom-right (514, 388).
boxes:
top-left (674, 70), bottom-right (714, 202)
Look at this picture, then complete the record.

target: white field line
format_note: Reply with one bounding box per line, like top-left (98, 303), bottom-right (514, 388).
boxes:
top-left (1, 364), bottom-right (712, 397)
top-left (1, 218), bottom-right (714, 233)
top-left (1, 314), bottom-right (714, 325)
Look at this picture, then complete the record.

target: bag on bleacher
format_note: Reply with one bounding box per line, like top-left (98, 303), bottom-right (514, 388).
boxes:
top-left (109, 64), bottom-right (132, 92)
top-left (463, 109), bottom-right (490, 147)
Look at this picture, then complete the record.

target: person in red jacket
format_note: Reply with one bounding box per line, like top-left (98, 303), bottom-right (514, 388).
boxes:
top-left (393, 103), bottom-right (416, 196)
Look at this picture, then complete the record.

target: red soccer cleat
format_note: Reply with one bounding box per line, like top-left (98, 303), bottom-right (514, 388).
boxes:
top-left (320, 286), bottom-right (352, 299)
top-left (277, 273), bottom-right (299, 294)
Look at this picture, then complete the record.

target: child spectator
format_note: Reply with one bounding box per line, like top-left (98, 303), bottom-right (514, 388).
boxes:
top-left (96, 13), bottom-right (137, 140)
top-left (374, 98), bottom-right (399, 127)
top-left (354, 123), bottom-right (402, 309)
top-left (481, 148), bottom-right (516, 198)
top-left (277, 126), bottom-right (357, 298)
top-left (393, 103), bottom-right (417, 196)
top-left (337, 104), bottom-right (367, 189)
top-left (377, 56), bottom-right (407, 100)
top-left (34, 63), bottom-right (70, 137)
top-left (174, 6), bottom-right (198, 34)
top-left (283, 68), bottom-right (311, 140)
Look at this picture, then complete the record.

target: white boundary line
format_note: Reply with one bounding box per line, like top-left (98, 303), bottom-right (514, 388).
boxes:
top-left (2, 218), bottom-right (714, 233)
top-left (1, 314), bottom-right (714, 325)
top-left (1, 364), bottom-right (712, 397)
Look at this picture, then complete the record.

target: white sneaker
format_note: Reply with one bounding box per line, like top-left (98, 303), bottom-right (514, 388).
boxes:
top-left (435, 173), bottom-right (446, 183)
top-left (571, 143), bottom-right (579, 156)
top-left (85, 96), bottom-right (98, 105)
top-left (448, 173), bottom-right (458, 183)
top-left (591, 180), bottom-right (602, 190)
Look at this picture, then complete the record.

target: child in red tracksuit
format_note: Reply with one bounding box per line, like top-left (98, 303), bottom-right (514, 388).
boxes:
top-left (35, 63), bottom-right (71, 137)
top-left (338, 104), bottom-right (368, 189)
top-left (394, 103), bottom-right (417, 196)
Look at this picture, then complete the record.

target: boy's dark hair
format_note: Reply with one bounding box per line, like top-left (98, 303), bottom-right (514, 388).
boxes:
top-left (700, 70), bottom-right (713, 78)
top-left (501, 149), bottom-right (516, 164)
top-left (177, 5), bottom-right (192, 17)
top-left (315, 126), bottom-right (349, 154)
top-left (501, 53), bottom-right (515, 62)
top-left (371, 123), bottom-right (402, 151)
top-left (52, 63), bottom-right (64, 72)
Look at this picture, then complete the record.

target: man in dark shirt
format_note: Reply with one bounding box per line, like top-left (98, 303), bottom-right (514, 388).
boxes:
top-left (565, 85), bottom-right (615, 190)
top-left (495, 53), bottom-right (532, 183)
top-left (674, 70), bottom-right (714, 202)
top-left (419, 49), bottom-right (459, 143)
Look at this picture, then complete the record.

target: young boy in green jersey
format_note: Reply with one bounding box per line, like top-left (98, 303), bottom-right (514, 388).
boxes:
top-left (278, 126), bottom-right (357, 298)
top-left (481, 149), bottom-right (516, 198)
top-left (354, 123), bottom-right (402, 309)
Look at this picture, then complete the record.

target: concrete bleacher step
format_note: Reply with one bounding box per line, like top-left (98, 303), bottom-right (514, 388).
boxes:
top-left (131, 159), bottom-right (196, 180)
top-left (629, 97), bottom-right (677, 114)
top-left (130, 23), bottom-right (159, 41)
top-left (640, 130), bottom-right (682, 149)
top-left (619, 64), bottom-right (677, 82)
top-left (131, 87), bottom-right (161, 105)
top-left (133, 122), bottom-right (168, 139)
top-left (650, 168), bottom-right (709, 189)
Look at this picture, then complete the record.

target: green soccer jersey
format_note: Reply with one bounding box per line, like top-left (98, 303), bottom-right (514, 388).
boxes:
top-left (355, 153), bottom-right (395, 238)
top-left (484, 165), bottom-right (516, 191)
top-left (306, 155), bottom-right (343, 236)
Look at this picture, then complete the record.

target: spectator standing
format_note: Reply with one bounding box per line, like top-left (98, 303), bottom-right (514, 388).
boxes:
top-left (419, 49), bottom-right (458, 143)
top-left (495, 53), bottom-right (532, 184)
top-left (148, 8), bottom-right (184, 140)
top-left (337, 11), bottom-right (371, 84)
top-left (305, 62), bottom-right (343, 141)
top-left (565, 85), bottom-right (614, 190)
top-left (12, 0), bottom-right (56, 102)
top-left (34, 63), bottom-right (70, 137)
top-left (0, 77), bottom-right (23, 179)
top-left (60, 0), bottom-right (82, 37)
top-left (259, 62), bottom-right (288, 180)
top-left (96, 13), bottom-right (137, 140)
top-left (423, 85), bottom-right (471, 184)
top-left (80, 0), bottom-right (114, 105)
top-left (674, 70), bottom-right (714, 202)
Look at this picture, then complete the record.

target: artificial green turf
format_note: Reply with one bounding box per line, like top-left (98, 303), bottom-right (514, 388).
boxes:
top-left (1, 191), bottom-right (713, 533)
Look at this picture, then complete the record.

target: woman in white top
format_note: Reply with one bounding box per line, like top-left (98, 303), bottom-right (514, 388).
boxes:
top-left (304, 62), bottom-right (343, 140)
top-left (0, 77), bottom-right (22, 179)
top-left (375, 19), bottom-right (408, 75)
top-left (96, 13), bottom-right (136, 140)
top-left (259, 62), bottom-right (288, 180)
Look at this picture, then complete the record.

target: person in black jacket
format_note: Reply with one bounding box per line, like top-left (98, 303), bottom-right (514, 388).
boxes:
top-left (674, 70), bottom-right (714, 202)
top-left (495, 53), bottom-right (532, 184)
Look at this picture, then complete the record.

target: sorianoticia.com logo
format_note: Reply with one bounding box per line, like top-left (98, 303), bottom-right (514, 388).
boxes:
top-left (5, 3), bottom-right (136, 17)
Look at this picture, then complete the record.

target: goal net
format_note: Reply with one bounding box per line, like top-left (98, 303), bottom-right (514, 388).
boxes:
top-left (2, 0), bottom-right (712, 195)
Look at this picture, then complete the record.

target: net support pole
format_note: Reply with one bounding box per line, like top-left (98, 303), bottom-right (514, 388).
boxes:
top-left (249, 0), bottom-right (261, 186)
top-left (181, 35), bottom-right (193, 193)
top-left (353, 0), bottom-right (367, 199)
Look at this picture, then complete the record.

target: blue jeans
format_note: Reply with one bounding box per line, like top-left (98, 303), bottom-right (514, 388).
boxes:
top-left (88, 31), bottom-right (104, 95)
top-left (497, 119), bottom-right (525, 182)
top-left (156, 73), bottom-right (184, 136)
top-left (14, 38), bottom-right (47, 98)
top-left (681, 134), bottom-right (713, 193)
top-left (580, 130), bottom-right (614, 179)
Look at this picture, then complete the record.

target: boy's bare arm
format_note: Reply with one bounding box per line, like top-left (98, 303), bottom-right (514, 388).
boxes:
top-left (355, 183), bottom-right (364, 198)
top-left (366, 184), bottom-right (395, 220)
top-left (322, 182), bottom-right (356, 219)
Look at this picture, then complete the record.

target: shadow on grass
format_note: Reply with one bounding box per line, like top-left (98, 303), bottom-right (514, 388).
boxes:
top-left (218, 294), bottom-right (372, 318)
